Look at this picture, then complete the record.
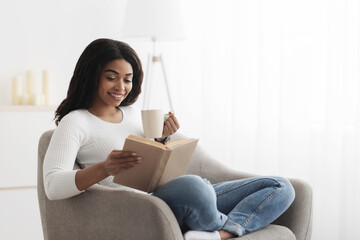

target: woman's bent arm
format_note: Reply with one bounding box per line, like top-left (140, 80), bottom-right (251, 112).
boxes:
top-left (75, 150), bottom-right (142, 191)
top-left (75, 161), bottom-right (109, 191)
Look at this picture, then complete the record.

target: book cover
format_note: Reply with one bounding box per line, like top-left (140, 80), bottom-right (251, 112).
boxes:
top-left (113, 135), bottom-right (198, 193)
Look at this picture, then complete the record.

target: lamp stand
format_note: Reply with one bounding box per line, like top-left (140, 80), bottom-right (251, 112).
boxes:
top-left (142, 41), bottom-right (174, 111)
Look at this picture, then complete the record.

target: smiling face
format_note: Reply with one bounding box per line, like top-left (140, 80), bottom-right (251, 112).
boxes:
top-left (93, 59), bottom-right (133, 110)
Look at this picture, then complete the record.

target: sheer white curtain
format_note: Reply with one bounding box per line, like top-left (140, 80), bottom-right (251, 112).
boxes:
top-left (162, 0), bottom-right (360, 239)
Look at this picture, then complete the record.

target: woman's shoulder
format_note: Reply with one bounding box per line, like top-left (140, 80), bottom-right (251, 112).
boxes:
top-left (53, 109), bottom-right (91, 143)
top-left (57, 109), bottom-right (92, 130)
top-left (61, 109), bottom-right (89, 122)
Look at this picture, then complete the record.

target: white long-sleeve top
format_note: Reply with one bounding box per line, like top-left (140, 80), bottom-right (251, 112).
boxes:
top-left (43, 106), bottom-right (146, 200)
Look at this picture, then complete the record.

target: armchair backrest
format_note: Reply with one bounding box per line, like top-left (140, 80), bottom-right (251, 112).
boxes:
top-left (37, 130), bottom-right (54, 240)
top-left (37, 130), bottom-right (82, 240)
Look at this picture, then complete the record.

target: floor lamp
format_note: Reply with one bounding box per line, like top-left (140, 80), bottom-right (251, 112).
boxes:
top-left (143, 40), bottom-right (174, 110)
top-left (121, 0), bottom-right (186, 111)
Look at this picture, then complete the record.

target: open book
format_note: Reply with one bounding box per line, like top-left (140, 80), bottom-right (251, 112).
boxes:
top-left (113, 135), bottom-right (198, 193)
top-left (113, 135), bottom-right (198, 192)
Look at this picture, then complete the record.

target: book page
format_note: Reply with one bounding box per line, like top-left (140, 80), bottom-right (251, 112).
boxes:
top-left (158, 139), bottom-right (199, 187)
top-left (127, 135), bottom-right (165, 148)
top-left (113, 137), bottom-right (165, 192)
top-left (166, 138), bottom-right (198, 149)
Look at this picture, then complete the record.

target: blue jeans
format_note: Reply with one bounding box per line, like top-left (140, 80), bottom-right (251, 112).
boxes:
top-left (153, 175), bottom-right (295, 237)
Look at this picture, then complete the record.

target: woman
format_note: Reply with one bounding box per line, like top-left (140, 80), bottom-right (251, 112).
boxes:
top-left (44, 38), bottom-right (295, 240)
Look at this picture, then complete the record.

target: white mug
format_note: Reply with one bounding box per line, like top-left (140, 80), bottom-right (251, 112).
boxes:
top-left (141, 109), bottom-right (164, 138)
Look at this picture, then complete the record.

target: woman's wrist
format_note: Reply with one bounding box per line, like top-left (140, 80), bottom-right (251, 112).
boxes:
top-left (99, 161), bottom-right (110, 178)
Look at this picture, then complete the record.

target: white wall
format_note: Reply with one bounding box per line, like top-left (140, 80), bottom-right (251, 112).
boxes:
top-left (0, 0), bottom-right (125, 106)
top-left (0, 0), bottom-right (198, 132)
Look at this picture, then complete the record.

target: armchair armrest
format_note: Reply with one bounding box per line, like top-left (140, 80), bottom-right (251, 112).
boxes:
top-left (273, 178), bottom-right (313, 240)
top-left (43, 189), bottom-right (183, 240)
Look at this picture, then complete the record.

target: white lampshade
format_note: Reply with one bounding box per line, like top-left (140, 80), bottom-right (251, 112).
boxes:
top-left (121, 0), bottom-right (186, 41)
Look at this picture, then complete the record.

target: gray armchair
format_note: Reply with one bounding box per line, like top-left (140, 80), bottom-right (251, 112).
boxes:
top-left (38, 130), bottom-right (312, 240)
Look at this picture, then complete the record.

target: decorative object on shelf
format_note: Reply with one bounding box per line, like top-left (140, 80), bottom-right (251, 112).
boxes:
top-left (12, 76), bottom-right (23, 105)
top-left (121, 0), bottom-right (186, 111)
top-left (42, 70), bottom-right (51, 105)
top-left (11, 70), bottom-right (52, 106)
top-left (26, 70), bottom-right (36, 105)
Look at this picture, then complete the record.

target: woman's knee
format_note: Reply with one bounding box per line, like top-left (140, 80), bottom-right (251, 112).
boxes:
top-left (154, 175), bottom-right (215, 202)
top-left (173, 174), bottom-right (206, 186)
top-left (272, 176), bottom-right (295, 207)
top-left (173, 175), bottom-right (216, 201)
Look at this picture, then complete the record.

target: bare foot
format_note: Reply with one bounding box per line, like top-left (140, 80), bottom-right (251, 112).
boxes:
top-left (218, 230), bottom-right (235, 239)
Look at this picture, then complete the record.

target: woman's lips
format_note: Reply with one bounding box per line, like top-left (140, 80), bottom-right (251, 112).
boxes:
top-left (108, 92), bottom-right (125, 100)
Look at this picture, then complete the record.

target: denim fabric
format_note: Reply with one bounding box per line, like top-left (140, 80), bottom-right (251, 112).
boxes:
top-left (153, 175), bottom-right (295, 237)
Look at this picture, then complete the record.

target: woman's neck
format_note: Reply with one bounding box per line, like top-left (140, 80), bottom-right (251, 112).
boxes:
top-left (88, 105), bottom-right (123, 123)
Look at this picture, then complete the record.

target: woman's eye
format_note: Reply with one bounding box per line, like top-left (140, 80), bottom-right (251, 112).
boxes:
top-left (125, 79), bottom-right (132, 83)
top-left (107, 77), bottom-right (116, 81)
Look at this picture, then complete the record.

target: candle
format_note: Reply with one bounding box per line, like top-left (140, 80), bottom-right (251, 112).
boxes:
top-left (20, 94), bottom-right (29, 105)
top-left (31, 94), bottom-right (42, 105)
top-left (40, 93), bottom-right (45, 105)
top-left (26, 70), bottom-right (36, 104)
top-left (12, 76), bottom-right (23, 105)
top-left (42, 70), bottom-right (51, 105)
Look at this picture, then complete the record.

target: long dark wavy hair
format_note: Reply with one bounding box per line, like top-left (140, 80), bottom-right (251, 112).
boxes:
top-left (55, 38), bottom-right (143, 125)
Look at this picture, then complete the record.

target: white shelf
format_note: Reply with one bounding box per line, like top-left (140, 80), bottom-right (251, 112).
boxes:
top-left (0, 105), bottom-right (56, 112)
top-left (0, 186), bottom-right (37, 191)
